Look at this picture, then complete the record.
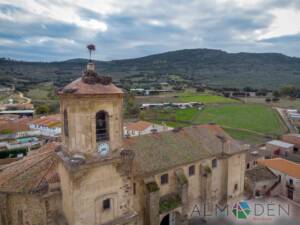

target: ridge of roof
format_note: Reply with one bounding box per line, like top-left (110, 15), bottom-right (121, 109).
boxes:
top-left (259, 158), bottom-right (300, 179)
top-left (125, 121), bottom-right (153, 132)
top-left (60, 76), bottom-right (123, 95)
top-left (0, 142), bottom-right (60, 193)
top-left (125, 124), bottom-right (244, 176)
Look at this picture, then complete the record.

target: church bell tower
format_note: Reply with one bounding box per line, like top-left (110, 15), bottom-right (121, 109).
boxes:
top-left (58, 55), bottom-right (124, 158)
top-left (56, 46), bottom-right (136, 225)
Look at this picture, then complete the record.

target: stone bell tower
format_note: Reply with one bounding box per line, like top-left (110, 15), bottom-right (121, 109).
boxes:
top-left (59, 62), bottom-right (124, 157)
top-left (56, 47), bottom-right (136, 225)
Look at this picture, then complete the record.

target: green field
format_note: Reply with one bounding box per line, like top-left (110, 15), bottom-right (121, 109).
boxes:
top-left (26, 82), bottom-right (56, 100)
top-left (224, 128), bottom-right (271, 145)
top-left (142, 104), bottom-right (287, 144)
top-left (136, 91), bottom-right (239, 105)
top-left (179, 92), bottom-right (239, 104)
top-left (25, 82), bottom-right (59, 113)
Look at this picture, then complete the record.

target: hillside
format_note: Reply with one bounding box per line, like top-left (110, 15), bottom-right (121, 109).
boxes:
top-left (1, 48), bottom-right (300, 90)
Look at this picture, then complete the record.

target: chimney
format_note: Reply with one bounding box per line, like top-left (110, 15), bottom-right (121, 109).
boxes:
top-left (87, 62), bottom-right (95, 71)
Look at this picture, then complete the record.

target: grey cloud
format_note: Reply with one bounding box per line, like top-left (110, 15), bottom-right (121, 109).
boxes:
top-left (0, 0), bottom-right (299, 61)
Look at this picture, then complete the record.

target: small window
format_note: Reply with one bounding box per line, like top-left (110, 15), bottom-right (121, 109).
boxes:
top-left (189, 165), bottom-right (195, 176)
top-left (160, 174), bottom-right (169, 185)
top-left (246, 163), bottom-right (250, 169)
top-left (63, 110), bottom-right (69, 137)
top-left (289, 179), bottom-right (293, 185)
top-left (102, 198), bottom-right (111, 210)
top-left (212, 159), bottom-right (217, 168)
top-left (234, 184), bottom-right (238, 191)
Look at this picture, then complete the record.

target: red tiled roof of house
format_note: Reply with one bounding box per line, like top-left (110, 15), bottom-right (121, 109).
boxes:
top-left (0, 117), bottom-right (31, 132)
top-left (125, 121), bottom-right (153, 132)
top-left (0, 142), bottom-right (60, 193)
top-left (281, 133), bottom-right (300, 148)
top-left (31, 116), bottom-right (61, 128)
top-left (259, 158), bottom-right (300, 179)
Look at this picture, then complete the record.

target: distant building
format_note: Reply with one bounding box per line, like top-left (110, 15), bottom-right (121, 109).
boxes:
top-left (0, 85), bottom-right (13, 93)
top-left (281, 133), bottom-right (300, 151)
top-left (124, 120), bottom-right (173, 137)
top-left (245, 166), bottom-right (278, 197)
top-left (4, 103), bottom-right (34, 110)
top-left (0, 136), bottom-right (40, 152)
top-left (0, 116), bottom-right (31, 133)
top-left (29, 116), bottom-right (61, 137)
top-left (0, 110), bottom-right (34, 117)
top-left (259, 158), bottom-right (300, 203)
top-left (266, 140), bottom-right (294, 155)
top-left (140, 102), bottom-right (203, 110)
top-left (245, 148), bottom-right (270, 170)
top-left (286, 109), bottom-right (300, 121)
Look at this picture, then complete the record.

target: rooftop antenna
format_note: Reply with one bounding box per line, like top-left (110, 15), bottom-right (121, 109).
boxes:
top-left (87, 44), bottom-right (96, 62)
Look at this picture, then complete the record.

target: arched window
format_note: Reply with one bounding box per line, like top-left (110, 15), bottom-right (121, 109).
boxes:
top-left (96, 111), bottom-right (109, 142)
top-left (64, 110), bottom-right (69, 137)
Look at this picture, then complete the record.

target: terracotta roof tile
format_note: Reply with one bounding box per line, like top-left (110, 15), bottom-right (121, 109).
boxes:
top-left (125, 121), bottom-right (152, 132)
top-left (0, 117), bottom-right (30, 132)
top-left (246, 165), bottom-right (277, 182)
top-left (258, 158), bottom-right (300, 179)
top-left (31, 116), bottom-right (61, 127)
top-left (0, 142), bottom-right (60, 193)
top-left (60, 78), bottom-right (123, 95)
top-left (281, 134), bottom-right (300, 148)
top-left (125, 124), bottom-right (243, 176)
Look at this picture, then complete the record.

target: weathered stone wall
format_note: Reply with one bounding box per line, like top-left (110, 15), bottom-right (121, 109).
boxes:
top-left (60, 94), bottom-right (123, 155)
top-left (227, 152), bottom-right (246, 199)
top-left (145, 184), bottom-right (160, 225)
top-left (7, 194), bottom-right (46, 225)
top-left (0, 193), bottom-right (8, 225)
top-left (58, 163), bottom-right (75, 225)
top-left (59, 162), bottom-right (133, 225)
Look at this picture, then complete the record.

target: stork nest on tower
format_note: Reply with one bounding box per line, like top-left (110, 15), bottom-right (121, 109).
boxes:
top-left (82, 70), bottom-right (112, 85)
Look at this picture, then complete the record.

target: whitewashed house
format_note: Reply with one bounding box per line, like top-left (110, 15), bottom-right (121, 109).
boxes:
top-left (29, 116), bottom-right (61, 137)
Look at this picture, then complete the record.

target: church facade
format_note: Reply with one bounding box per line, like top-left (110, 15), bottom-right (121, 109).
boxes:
top-left (0, 62), bottom-right (247, 225)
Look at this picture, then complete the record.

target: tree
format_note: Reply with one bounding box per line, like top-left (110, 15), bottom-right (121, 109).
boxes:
top-left (273, 90), bottom-right (280, 98)
top-left (36, 105), bottom-right (49, 115)
top-left (265, 98), bottom-right (271, 103)
top-left (280, 85), bottom-right (298, 97)
top-left (124, 93), bottom-right (140, 118)
top-left (0, 129), bottom-right (13, 135)
top-left (243, 86), bottom-right (256, 92)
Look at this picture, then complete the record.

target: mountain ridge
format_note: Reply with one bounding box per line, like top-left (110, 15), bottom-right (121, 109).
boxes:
top-left (1, 48), bottom-right (300, 90)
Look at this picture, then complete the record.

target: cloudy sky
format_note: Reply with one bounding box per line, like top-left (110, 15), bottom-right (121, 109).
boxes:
top-left (0, 0), bottom-right (300, 61)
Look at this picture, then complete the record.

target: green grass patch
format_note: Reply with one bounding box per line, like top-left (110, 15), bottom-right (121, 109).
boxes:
top-left (179, 92), bottom-right (238, 104)
top-left (142, 104), bottom-right (287, 138)
top-left (159, 194), bottom-right (181, 214)
top-left (224, 128), bottom-right (270, 145)
top-left (193, 104), bottom-right (286, 135)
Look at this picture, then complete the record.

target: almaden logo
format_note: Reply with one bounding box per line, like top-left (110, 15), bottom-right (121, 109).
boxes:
top-left (232, 201), bottom-right (251, 219)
